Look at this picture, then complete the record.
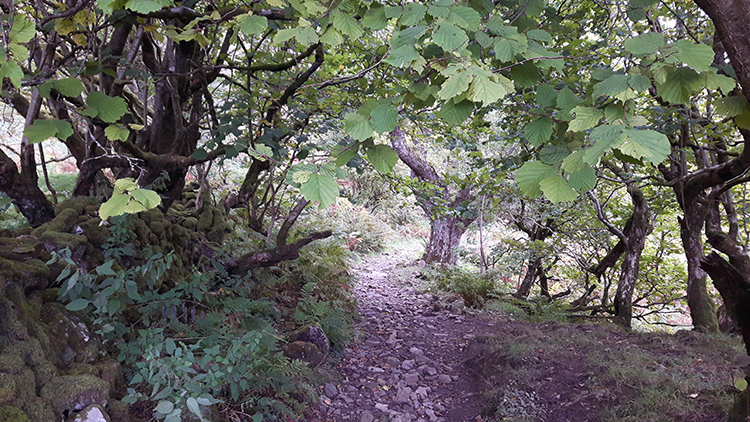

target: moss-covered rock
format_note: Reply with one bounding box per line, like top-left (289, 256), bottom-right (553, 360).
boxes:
top-left (106, 400), bottom-right (130, 422)
top-left (65, 363), bottom-right (98, 377)
top-left (40, 375), bottom-right (110, 418)
top-left (20, 396), bottom-right (54, 422)
top-left (55, 197), bottom-right (99, 218)
top-left (181, 217), bottom-right (198, 230)
top-left (0, 406), bottom-right (29, 422)
top-left (196, 207), bottom-right (214, 232)
top-left (0, 299), bottom-right (29, 341)
top-left (0, 258), bottom-right (50, 292)
top-left (288, 324), bottom-right (330, 357)
top-left (74, 218), bottom-right (109, 248)
top-left (33, 208), bottom-right (80, 238)
top-left (39, 232), bottom-right (88, 262)
top-left (40, 303), bottom-right (99, 367)
top-left (72, 404), bottom-right (110, 422)
top-left (0, 387), bottom-right (13, 406)
top-left (283, 341), bottom-right (324, 366)
top-left (94, 361), bottom-right (125, 393)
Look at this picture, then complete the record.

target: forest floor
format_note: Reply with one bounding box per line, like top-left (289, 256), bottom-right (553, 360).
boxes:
top-left (307, 249), bottom-right (747, 422)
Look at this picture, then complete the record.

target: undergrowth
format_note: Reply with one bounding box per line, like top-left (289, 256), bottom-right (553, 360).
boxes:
top-left (50, 216), bottom-right (356, 421)
top-left (421, 265), bottom-right (510, 307)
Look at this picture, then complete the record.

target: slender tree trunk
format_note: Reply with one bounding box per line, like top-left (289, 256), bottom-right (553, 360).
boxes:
top-left (516, 256), bottom-right (543, 298)
top-left (679, 209), bottom-right (720, 332)
top-left (423, 217), bottom-right (469, 265)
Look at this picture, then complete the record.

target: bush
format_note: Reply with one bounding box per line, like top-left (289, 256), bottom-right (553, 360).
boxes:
top-left (423, 266), bottom-right (505, 308)
top-left (299, 199), bottom-right (393, 253)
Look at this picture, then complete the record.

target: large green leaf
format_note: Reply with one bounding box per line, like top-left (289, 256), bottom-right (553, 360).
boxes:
top-left (510, 62), bottom-right (540, 88)
top-left (539, 145), bottom-right (569, 164)
top-left (366, 144), bottom-right (399, 173)
top-left (439, 100), bottom-right (474, 125)
top-left (516, 161), bottom-right (556, 198)
top-left (370, 104), bottom-right (399, 133)
top-left (470, 76), bottom-right (508, 105)
top-left (343, 113), bottom-right (373, 140)
top-left (568, 106), bottom-right (604, 132)
top-left (493, 36), bottom-right (527, 62)
top-left (400, 4), bottom-right (428, 25)
top-left (524, 117), bottom-right (554, 147)
top-left (332, 143), bottom-right (360, 166)
top-left (363, 6), bottom-right (388, 30)
top-left (23, 119), bottom-right (73, 143)
top-left (536, 85), bottom-right (558, 108)
top-left (105, 124), bottom-right (130, 142)
top-left (623, 32), bottom-right (664, 55)
top-left (300, 173), bottom-right (339, 208)
top-left (433, 22), bottom-right (468, 51)
top-left (567, 166), bottom-right (596, 193)
top-left (539, 176), bottom-right (577, 204)
top-left (386, 45), bottom-right (419, 67)
top-left (333, 12), bottom-right (364, 38)
top-left (437, 71), bottom-right (472, 100)
top-left (448, 7), bottom-right (481, 31)
top-left (704, 71), bottom-right (736, 94)
top-left (295, 27), bottom-right (319, 46)
top-left (583, 125), bottom-right (626, 164)
top-left (125, 0), bottom-right (173, 14)
top-left (320, 28), bottom-right (345, 47)
top-left (130, 189), bottom-right (162, 210)
top-left (238, 15), bottom-right (268, 36)
top-left (1, 61), bottom-right (23, 88)
top-left (714, 96), bottom-right (748, 117)
top-left (561, 150), bottom-right (587, 173)
top-left (593, 74), bottom-right (630, 98)
top-left (556, 87), bottom-right (584, 110)
top-left (622, 129), bottom-right (670, 165)
top-left (670, 40), bottom-right (714, 72)
top-left (54, 78), bottom-right (85, 97)
top-left (86, 91), bottom-right (128, 123)
top-left (628, 74), bottom-right (652, 92)
top-left (9, 15), bottom-right (34, 43)
top-left (527, 29), bottom-right (553, 44)
top-left (656, 67), bottom-right (702, 105)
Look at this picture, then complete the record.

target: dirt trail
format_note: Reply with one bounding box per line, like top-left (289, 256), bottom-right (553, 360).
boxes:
top-left (309, 251), bottom-right (492, 422)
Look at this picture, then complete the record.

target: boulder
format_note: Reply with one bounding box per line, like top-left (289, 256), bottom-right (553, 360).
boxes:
top-left (283, 341), bottom-right (325, 366)
top-left (72, 405), bottom-right (110, 422)
top-left (40, 375), bottom-right (109, 418)
top-left (288, 324), bottom-right (330, 356)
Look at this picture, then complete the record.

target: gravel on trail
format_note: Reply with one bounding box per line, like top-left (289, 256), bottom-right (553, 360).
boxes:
top-left (308, 251), bottom-right (493, 422)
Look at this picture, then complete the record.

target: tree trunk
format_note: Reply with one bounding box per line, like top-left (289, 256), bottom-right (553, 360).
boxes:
top-left (516, 256), bottom-right (543, 299)
top-left (0, 149), bottom-right (55, 227)
top-left (423, 217), bottom-right (469, 265)
top-left (679, 211), bottom-right (720, 332)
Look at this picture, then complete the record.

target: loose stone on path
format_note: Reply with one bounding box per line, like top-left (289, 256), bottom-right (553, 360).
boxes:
top-left (308, 251), bottom-right (490, 421)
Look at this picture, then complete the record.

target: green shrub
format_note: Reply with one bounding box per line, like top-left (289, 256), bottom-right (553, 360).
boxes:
top-left (299, 199), bottom-right (393, 253)
top-left (423, 266), bottom-right (504, 308)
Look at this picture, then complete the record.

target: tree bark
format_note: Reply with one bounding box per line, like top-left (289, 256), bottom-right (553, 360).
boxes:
top-left (0, 149), bottom-right (55, 227)
top-left (422, 216), bottom-right (469, 265)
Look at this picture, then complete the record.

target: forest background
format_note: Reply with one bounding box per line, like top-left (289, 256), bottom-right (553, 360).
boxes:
top-left (2, 0), bottom-right (750, 420)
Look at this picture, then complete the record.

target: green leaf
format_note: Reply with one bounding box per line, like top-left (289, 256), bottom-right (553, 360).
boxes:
top-left (470, 76), bottom-right (508, 105)
top-left (400, 4), bottom-right (428, 25)
top-left (66, 298), bottom-right (90, 311)
top-left (333, 143), bottom-right (359, 166)
top-left (671, 40), bottom-right (714, 72)
top-left (130, 189), bottom-right (162, 209)
top-left (523, 0), bottom-right (545, 17)
top-left (516, 161), bottom-right (556, 198)
top-left (343, 113), bottom-right (373, 141)
top-left (583, 125), bottom-right (626, 164)
top-left (24, 119), bottom-right (73, 143)
top-left (736, 379), bottom-right (748, 392)
top-left (704, 71), bottom-right (736, 94)
top-left (10, 15), bottom-right (34, 43)
top-left (623, 32), bottom-right (664, 55)
top-left (593, 74), bottom-right (630, 98)
top-left (125, 0), bottom-right (173, 14)
top-left (300, 173), bottom-right (339, 208)
top-left (715, 96), bottom-right (748, 117)
top-left (539, 145), bottom-right (568, 164)
top-left (386, 45), bottom-right (419, 68)
top-left (155, 401), bottom-right (175, 415)
top-left (510, 62), bottom-right (540, 88)
top-left (536, 85), bottom-right (558, 108)
top-left (105, 124), bottom-right (130, 142)
top-left (493, 37), bottom-right (526, 62)
top-left (562, 150), bottom-right (587, 173)
top-left (527, 29), bottom-right (552, 44)
top-left (366, 144), bottom-right (399, 173)
top-left (113, 178), bottom-right (138, 195)
top-left (437, 71), bottom-right (472, 100)
top-left (539, 176), bottom-right (577, 204)
top-left (567, 166), bottom-right (596, 193)
top-left (292, 170), bottom-right (312, 184)
top-left (54, 78), bottom-right (85, 97)
top-left (8, 44), bottom-right (29, 62)
top-left (96, 260), bottom-right (118, 276)
top-left (296, 27), bottom-right (319, 46)
top-left (1, 61), bottom-right (23, 88)
top-left (656, 67), bottom-right (702, 105)
top-left (87, 91), bottom-right (128, 123)
top-left (239, 15), bottom-right (268, 36)
top-left (524, 117), bottom-right (554, 147)
top-left (556, 87), bottom-right (584, 110)
top-left (736, 111), bottom-right (750, 130)
top-left (433, 22), bottom-right (468, 51)
top-left (274, 28), bottom-right (299, 44)
top-left (448, 7), bottom-right (481, 31)
top-left (622, 129), bottom-right (670, 165)
top-left (320, 28), bottom-right (345, 47)
top-left (362, 5), bottom-right (388, 30)
top-left (370, 104), bottom-right (398, 133)
top-left (439, 100), bottom-right (474, 125)
top-left (333, 12), bottom-right (363, 38)
top-left (629, 74), bottom-right (652, 92)
top-left (569, 106), bottom-right (604, 132)
top-left (186, 397), bottom-right (201, 419)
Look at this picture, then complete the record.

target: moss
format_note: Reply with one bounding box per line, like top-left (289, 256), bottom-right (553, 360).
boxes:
top-left (183, 192), bottom-right (197, 200)
top-left (40, 303), bottom-right (100, 367)
top-left (0, 406), bottom-right (29, 422)
top-left (0, 259), bottom-right (49, 291)
top-left (0, 388), bottom-right (13, 406)
top-left (95, 361), bottom-right (125, 392)
top-left (40, 375), bottom-right (110, 418)
top-left (283, 341), bottom-right (324, 366)
top-left (54, 197), bottom-right (98, 217)
top-left (196, 207), bottom-right (214, 232)
top-left (34, 208), bottom-right (80, 237)
top-left (181, 217), bottom-right (198, 230)
top-left (38, 232), bottom-right (88, 262)
top-left (20, 397), bottom-right (54, 422)
top-left (65, 364), bottom-right (98, 377)
top-left (0, 299), bottom-right (28, 340)
top-left (0, 238), bottom-right (43, 261)
top-left (74, 218), bottom-right (109, 248)
top-left (6, 339), bottom-right (57, 389)
top-left (106, 400), bottom-right (130, 422)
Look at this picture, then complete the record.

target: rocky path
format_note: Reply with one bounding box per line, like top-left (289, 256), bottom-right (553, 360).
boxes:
top-left (309, 252), bottom-right (492, 422)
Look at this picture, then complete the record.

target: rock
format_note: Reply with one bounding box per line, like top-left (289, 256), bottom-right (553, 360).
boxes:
top-left (436, 374), bottom-right (452, 384)
top-left (403, 373), bottom-right (419, 386)
top-left (401, 360), bottom-right (415, 370)
top-left (72, 405), bottom-right (110, 422)
top-left (288, 324), bottom-right (330, 356)
top-left (324, 383), bottom-right (338, 398)
top-left (39, 375), bottom-right (110, 418)
top-left (360, 410), bottom-right (375, 422)
top-left (395, 387), bottom-right (412, 403)
top-left (374, 403), bottom-right (389, 411)
top-left (283, 341), bottom-right (325, 366)
top-left (464, 336), bottom-right (494, 361)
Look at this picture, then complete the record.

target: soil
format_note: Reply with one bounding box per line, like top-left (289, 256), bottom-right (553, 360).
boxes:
top-left (307, 250), bottom-right (745, 422)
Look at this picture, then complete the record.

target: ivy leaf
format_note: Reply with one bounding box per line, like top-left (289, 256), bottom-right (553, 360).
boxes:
top-left (238, 15), bottom-right (268, 36)
top-left (593, 74), bottom-right (630, 98)
top-left (9, 15), bottom-right (35, 43)
top-left (470, 76), bottom-right (508, 105)
top-left (87, 91), bottom-right (128, 123)
top-left (539, 176), bottom-right (577, 204)
top-left (439, 100), bottom-right (474, 125)
top-left (125, 0), bottom-right (173, 14)
top-left (24, 119), bottom-right (73, 143)
top-left (300, 173), bottom-right (339, 208)
top-left (437, 71), bottom-right (472, 100)
top-left (622, 129), bottom-right (670, 165)
top-left (433, 22), bottom-right (468, 51)
top-left (366, 144), bottom-right (399, 173)
top-left (105, 124), bottom-right (130, 142)
top-left (524, 117), bottom-right (554, 147)
top-left (583, 125), bottom-right (626, 164)
top-left (370, 104), bottom-right (398, 134)
top-left (385, 45), bottom-right (419, 68)
top-left (569, 106), bottom-right (604, 132)
top-left (333, 12), bottom-right (363, 38)
top-left (343, 113), bottom-right (373, 141)
top-left (656, 67), bottom-right (702, 105)
top-left (516, 161), bottom-right (556, 198)
top-left (671, 40), bottom-right (714, 72)
top-left (623, 32), bottom-right (664, 55)
top-left (567, 165), bottom-right (597, 193)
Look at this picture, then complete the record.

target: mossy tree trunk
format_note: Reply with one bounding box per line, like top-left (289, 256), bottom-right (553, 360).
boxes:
top-left (513, 212), bottom-right (556, 299)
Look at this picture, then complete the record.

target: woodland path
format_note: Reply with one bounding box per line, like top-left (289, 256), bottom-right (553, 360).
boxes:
top-left (309, 250), bottom-right (493, 422)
